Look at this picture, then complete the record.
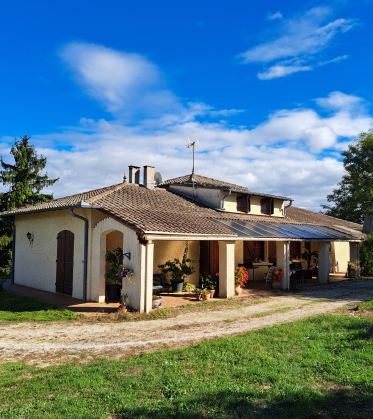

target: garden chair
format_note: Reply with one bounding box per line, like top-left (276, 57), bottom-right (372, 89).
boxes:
top-left (153, 273), bottom-right (171, 294)
top-left (264, 266), bottom-right (277, 283)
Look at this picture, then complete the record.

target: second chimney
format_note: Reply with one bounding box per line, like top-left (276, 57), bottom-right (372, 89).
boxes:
top-left (143, 165), bottom-right (155, 189)
top-left (128, 165), bottom-right (140, 184)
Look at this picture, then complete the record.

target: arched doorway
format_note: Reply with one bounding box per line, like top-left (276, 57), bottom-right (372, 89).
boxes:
top-left (56, 230), bottom-right (74, 295)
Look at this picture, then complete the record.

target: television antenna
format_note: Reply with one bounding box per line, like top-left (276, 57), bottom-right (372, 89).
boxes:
top-left (186, 137), bottom-right (199, 182)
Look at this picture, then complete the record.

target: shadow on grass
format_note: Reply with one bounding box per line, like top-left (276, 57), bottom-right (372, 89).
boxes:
top-left (115, 388), bottom-right (373, 419)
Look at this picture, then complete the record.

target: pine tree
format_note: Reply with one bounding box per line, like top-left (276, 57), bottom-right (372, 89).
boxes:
top-left (0, 135), bottom-right (59, 278)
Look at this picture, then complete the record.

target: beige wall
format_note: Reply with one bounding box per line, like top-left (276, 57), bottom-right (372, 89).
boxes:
top-left (169, 185), bottom-right (222, 208)
top-left (14, 209), bottom-right (89, 299)
top-left (153, 240), bottom-right (199, 285)
top-left (333, 241), bottom-right (350, 273)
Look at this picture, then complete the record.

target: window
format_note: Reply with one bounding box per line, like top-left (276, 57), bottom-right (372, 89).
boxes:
top-left (244, 241), bottom-right (264, 263)
top-left (261, 198), bottom-right (274, 215)
top-left (236, 195), bottom-right (250, 213)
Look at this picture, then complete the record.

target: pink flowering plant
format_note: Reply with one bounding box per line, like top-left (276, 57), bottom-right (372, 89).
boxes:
top-left (234, 266), bottom-right (249, 288)
top-left (270, 267), bottom-right (284, 281)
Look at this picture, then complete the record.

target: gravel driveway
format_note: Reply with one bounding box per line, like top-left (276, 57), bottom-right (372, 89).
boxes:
top-left (1, 279), bottom-right (373, 366)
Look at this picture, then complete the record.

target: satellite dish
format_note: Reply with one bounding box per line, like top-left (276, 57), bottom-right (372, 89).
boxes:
top-left (154, 172), bottom-right (163, 186)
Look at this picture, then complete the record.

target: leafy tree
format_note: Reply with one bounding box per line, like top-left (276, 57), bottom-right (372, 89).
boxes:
top-left (0, 135), bottom-right (59, 278)
top-left (321, 129), bottom-right (373, 223)
top-left (360, 233), bottom-right (373, 277)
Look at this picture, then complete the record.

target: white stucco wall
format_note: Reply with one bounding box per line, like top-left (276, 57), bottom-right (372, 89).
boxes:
top-left (333, 241), bottom-right (350, 273)
top-left (14, 209), bottom-right (90, 299)
top-left (153, 240), bottom-right (199, 285)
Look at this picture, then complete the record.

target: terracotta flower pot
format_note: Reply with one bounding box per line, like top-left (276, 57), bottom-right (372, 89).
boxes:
top-left (235, 285), bottom-right (242, 296)
top-left (209, 289), bottom-right (216, 298)
top-left (201, 293), bottom-right (210, 301)
top-left (271, 281), bottom-right (283, 290)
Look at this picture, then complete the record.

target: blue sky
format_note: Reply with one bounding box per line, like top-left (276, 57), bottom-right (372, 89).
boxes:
top-left (1, 0), bottom-right (372, 211)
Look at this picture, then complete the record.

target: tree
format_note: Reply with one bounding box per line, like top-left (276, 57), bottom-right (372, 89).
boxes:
top-left (360, 233), bottom-right (373, 277)
top-left (0, 135), bottom-right (59, 278)
top-left (321, 129), bottom-right (373, 223)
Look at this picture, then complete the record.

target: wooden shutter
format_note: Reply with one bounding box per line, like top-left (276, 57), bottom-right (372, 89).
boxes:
top-left (270, 199), bottom-right (274, 215)
top-left (290, 242), bottom-right (301, 260)
top-left (199, 241), bottom-right (210, 278)
top-left (261, 198), bottom-right (270, 215)
top-left (244, 241), bottom-right (254, 264)
top-left (237, 195), bottom-right (249, 212)
top-left (268, 242), bottom-right (277, 264)
top-left (55, 230), bottom-right (74, 295)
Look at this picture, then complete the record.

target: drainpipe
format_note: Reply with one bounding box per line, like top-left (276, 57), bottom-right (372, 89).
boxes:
top-left (69, 208), bottom-right (88, 302)
top-left (221, 189), bottom-right (232, 210)
top-left (284, 200), bottom-right (293, 217)
top-left (0, 217), bottom-right (15, 284)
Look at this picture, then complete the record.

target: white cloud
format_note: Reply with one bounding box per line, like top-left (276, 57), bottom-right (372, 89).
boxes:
top-left (267, 12), bottom-right (283, 20)
top-left (59, 41), bottom-right (180, 115)
top-left (238, 7), bottom-right (356, 79)
top-left (0, 91), bottom-right (367, 212)
top-left (258, 64), bottom-right (312, 80)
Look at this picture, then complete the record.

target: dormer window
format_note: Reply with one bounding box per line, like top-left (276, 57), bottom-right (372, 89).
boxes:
top-left (261, 198), bottom-right (274, 215)
top-left (237, 195), bottom-right (250, 213)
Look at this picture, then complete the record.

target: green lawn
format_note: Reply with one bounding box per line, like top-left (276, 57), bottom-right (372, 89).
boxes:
top-left (1, 314), bottom-right (373, 418)
top-left (0, 288), bottom-right (81, 322)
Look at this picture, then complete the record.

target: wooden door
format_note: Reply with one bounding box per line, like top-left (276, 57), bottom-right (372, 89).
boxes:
top-left (56, 230), bottom-right (74, 295)
top-left (268, 242), bottom-right (277, 265)
top-left (199, 241), bottom-right (219, 276)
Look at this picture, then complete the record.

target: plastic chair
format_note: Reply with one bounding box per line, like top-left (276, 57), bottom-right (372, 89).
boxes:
top-left (264, 266), bottom-right (277, 283)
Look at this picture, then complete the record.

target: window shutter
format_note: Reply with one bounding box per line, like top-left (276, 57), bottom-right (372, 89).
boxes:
top-left (261, 198), bottom-right (271, 215)
top-left (237, 195), bottom-right (249, 212)
top-left (270, 199), bottom-right (274, 215)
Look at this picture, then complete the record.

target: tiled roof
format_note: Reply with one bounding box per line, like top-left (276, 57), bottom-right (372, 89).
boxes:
top-left (0, 184), bottom-right (122, 215)
top-left (0, 181), bottom-right (363, 240)
top-left (159, 173), bottom-right (293, 201)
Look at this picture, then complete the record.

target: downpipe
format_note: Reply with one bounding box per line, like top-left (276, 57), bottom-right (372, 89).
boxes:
top-left (221, 189), bottom-right (232, 210)
top-left (69, 208), bottom-right (88, 302)
top-left (284, 200), bottom-right (293, 217)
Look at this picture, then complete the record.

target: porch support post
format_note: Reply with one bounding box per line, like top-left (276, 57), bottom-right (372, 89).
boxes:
top-left (144, 240), bottom-right (154, 314)
top-left (349, 242), bottom-right (360, 277)
top-left (97, 234), bottom-right (106, 303)
top-left (218, 240), bottom-right (235, 298)
top-left (318, 242), bottom-right (330, 283)
top-left (276, 241), bottom-right (290, 290)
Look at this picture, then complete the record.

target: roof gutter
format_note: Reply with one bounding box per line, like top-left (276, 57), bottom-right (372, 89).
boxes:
top-left (221, 189), bottom-right (232, 210)
top-left (0, 217), bottom-right (15, 284)
top-left (69, 201), bottom-right (89, 302)
top-left (0, 202), bottom-right (102, 217)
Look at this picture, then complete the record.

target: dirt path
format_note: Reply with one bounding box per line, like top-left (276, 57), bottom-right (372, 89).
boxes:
top-left (1, 279), bottom-right (373, 366)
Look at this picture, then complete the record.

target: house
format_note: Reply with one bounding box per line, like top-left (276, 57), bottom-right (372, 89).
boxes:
top-left (0, 165), bottom-right (364, 313)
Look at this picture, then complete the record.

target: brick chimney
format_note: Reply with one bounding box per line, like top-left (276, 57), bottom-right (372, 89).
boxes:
top-left (143, 165), bottom-right (155, 189)
top-left (128, 166), bottom-right (140, 184)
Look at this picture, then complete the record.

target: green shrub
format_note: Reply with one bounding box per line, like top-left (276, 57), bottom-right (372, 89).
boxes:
top-left (360, 232), bottom-right (373, 276)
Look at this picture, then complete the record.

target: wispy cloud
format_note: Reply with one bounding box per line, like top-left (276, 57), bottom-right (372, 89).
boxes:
top-left (238, 7), bottom-right (356, 79)
top-left (267, 12), bottom-right (283, 20)
top-left (59, 41), bottom-right (181, 115)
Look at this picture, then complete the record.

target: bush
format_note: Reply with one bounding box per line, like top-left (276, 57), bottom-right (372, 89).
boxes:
top-left (360, 232), bottom-right (373, 277)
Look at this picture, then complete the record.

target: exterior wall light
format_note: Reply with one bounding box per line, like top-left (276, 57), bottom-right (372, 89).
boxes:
top-left (26, 232), bottom-right (34, 245)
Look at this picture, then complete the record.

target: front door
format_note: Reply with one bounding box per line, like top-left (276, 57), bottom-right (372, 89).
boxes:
top-left (56, 230), bottom-right (74, 295)
top-left (200, 241), bottom-right (219, 291)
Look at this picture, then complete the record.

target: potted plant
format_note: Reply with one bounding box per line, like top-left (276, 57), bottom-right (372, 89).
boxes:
top-left (158, 243), bottom-right (197, 293)
top-left (152, 294), bottom-right (162, 309)
top-left (300, 248), bottom-right (318, 280)
top-left (119, 292), bottom-right (129, 312)
top-left (270, 267), bottom-right (284, 290)
top-left (234, 266), bottom-right (248, 295)
top-left (105, 247), bottom-right (134, 302)
top-left (347, 261), bottom-right (357, 278)
top-left (201, 289), bottom-right (211, 301)
top-left (193, 288), bottom-right (203, 300)
top-left (184, 282), bottom-right (196, 293)
top-left (199, 273), bottom-right (218, 298)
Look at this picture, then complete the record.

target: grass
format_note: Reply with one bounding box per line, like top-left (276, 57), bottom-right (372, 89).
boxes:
top-left (0, 287), bottom-right (81, 322)
top-left (1, 313), bottom-right (373, 418)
